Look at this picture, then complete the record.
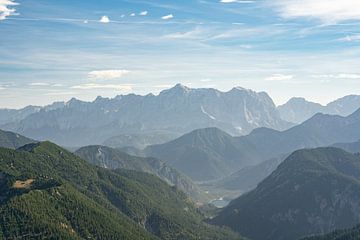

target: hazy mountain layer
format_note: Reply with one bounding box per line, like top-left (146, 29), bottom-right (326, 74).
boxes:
top-left (0, 129), bottom-right (36, 149)
top-left (103, 132), bottom-right (177, 149)
top-left (332, 140), bottom-right (360, 154)
top-left (278, 95), bottom-right (360, 123)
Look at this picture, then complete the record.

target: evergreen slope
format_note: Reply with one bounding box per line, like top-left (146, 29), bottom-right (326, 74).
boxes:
top-left (212, 147), bottom-right (360, 240)
top-left (0, 142), bottom-right (241, 240)
top-left (301, 224), bottom-right (360, 240)
top-left (75, 145), bottom-right (209, 203)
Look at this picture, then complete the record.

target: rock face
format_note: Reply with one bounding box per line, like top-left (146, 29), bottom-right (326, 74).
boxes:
top-left (278, 95), bottom-right (360, 124)
top-left (212, 147), bottom-right (360, 240)
top-left (75, 145), bottom-right (209, 203)
top-left (1, 84), bottom-right (290, 146)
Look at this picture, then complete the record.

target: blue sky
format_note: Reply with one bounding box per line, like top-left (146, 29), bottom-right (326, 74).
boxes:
top-left (0, 0), bottom-right (360, 108)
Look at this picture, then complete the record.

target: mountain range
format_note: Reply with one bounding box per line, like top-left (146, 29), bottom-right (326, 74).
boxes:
top-left (0, 141), bottom-right (241, 239)
top-left (141, 107), bottom-right (360, 183)
top-left (278, 95), bottom-right (360, 124)
top-left (0, 84), bottom-right (290, 146)
top-left (212, 147), bottom-right (360, 240)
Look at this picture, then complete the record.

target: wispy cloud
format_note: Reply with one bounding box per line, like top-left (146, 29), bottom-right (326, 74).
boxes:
top-left (0, 0), bottom-right (18, 20)
top-left (265, 74), bottom-right (294, 81)
top-left (99, 15), bottom-right (110, 23)
top-left (338, 35), bottom-right (360, 42)
top-left (162, 14), bottom-right (174, 20)
top-left (29, 82), bottom-right (66, 87)
top-left (220, 0), bottom-right (254, 3)
top-left (270, 0), bottom-right (360, 24)
top-left (88, 70), bottom-right (130, 80)
top-left (71, 83), bottom-right (133, 91)
top-left (44, 91), bottom-right (77, 96)
top-left (312, 73), bottom-right (360, 79)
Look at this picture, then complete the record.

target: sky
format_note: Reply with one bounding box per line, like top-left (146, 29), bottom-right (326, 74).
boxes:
top-left (0, 0), bottom-right (360, 108)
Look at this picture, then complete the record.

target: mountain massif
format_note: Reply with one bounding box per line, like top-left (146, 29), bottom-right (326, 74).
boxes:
top-left (278, 95), bottom-right (360, 123)
top-left (145, 127), bottom-right (260, 181)
top-left (1, 84), bottom-right (289, 146)
top-left (0, 141), bottom-right (241, 239)
top-left (212, 147), bottom-right (360, 240)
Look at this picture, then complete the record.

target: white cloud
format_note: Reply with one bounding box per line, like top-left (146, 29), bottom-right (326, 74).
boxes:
top-left (338, 35), bottom-right (360, 42)
top-left (162, 14), bottom-right (174, 20)
top-left (88, 70), bottom-right (130, 80)
top-left (140, 11), bottom-right (148, 16)
top-left (71, 83), bottom-right (133, 91)
top-left (270, 0), bottom-right (360, 24)
top-left (0, 0), bottom-right (19, 20)
top-left (220, 0), bottom-right (254, 3)
top-left (130, 13), bottom-right (136, 17)
top-left (0, 87), bottom-right (5, 90)
top-left (313, 73), bottom-right (360, 79)
top-left (99, 15), bottom-right (110, 23)
top-left (265, 74), bottom-right (294, 81)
